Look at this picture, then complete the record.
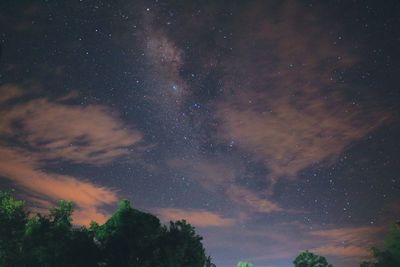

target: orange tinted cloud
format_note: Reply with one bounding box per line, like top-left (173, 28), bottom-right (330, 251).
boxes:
top-left (216, 1), bottom-right (390, 187)
top-left (311, 226), bottom-right (382, 243)
top-left (73, 208), bottom-right (111, 225)
top-left (236, 225), bottom-right (381, 264)
top-left (168, 158), bottom-right (236, 192)
top-left (169, 158), bottom-right (283, 214)
top-left (226, 185), bottom-right (282, 213)
top-left (309, 226), bottom-right (382, 259)
top-left (217, 92), bottom-right (388, 181)
top-left (313, 245), bottom-right (370, 258)
top-left (0, 146), bottom-right (117, 225)
top-left (0, 87), bottom-right (143, 224)
top-left (0, 97), bottom-right (142, 165)
top-left (0, 84), bottom-right (24, 103)
top-left (155, 208), bottom-right (235, 227)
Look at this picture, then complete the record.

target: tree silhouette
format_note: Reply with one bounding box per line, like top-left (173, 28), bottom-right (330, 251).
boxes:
top-left (206, 256), bottom-right (217, 267)
top-left (361, 224), bottom-right (400, 267)
top-left (91, 199), bottom-right (162, 267)
top-left (0, 190), bottom-right (27, 266)
top-left (237, 261), bottom-right (253, 267)
top-left (293, 250), bottom-right (332, 267)
top-left (22, 200), bottom-right (99, 267)
top-left (0, 190), bottom-right (215, 267)
top-left (156, 220), bottom-right (207, 267)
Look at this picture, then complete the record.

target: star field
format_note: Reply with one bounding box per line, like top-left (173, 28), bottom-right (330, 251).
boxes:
top-left (1, 1), bottom-right (400, 267)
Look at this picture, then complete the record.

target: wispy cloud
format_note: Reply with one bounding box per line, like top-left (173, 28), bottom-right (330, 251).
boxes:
top-left (0, 84), bottom-right (24, 103)
top-left (168, 158), bottom-right (236, 192)
top-left (0, 146), bottom-right (117, 225)
top-left (226, 185), bottom-right (282, 213)
top-left (216, 1), bottom-right (390, 189)
top-left (313, 245), bottom-right (371, 258)
top-left (0, 92), bottom-right (142, 165)
top-left (169, 158), bottom-right (283, 215)
top-left (155, 208), bottom-right (235, 227)
top-left (310, 226), bottom-right (382, 259)
top-left (217, 91), bottom-right (388, 183)
top-left (0, 85), bottom-right (143, 224)
top-left (202, 222), bottom-right (381, 267)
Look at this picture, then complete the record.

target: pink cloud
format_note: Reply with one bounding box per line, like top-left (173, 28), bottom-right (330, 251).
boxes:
top-left (0, 86), bottom-right (144, 224)
top-left (216, 1), bottom-right (391, 189)
top-left (0, 96), bottom-right (142, 165)
top-left (169, 158), bottom-right (283, 214)
top-left (0, 84), bottom-right (24, 103)
top-left (308, 226), bottom-right (383, 260)
top-left (0, 146), bottom-right (117, 225)
top-left (155, 208), bottom-right (235, 227)
top-left (226, 185), bottom-right (283, 213)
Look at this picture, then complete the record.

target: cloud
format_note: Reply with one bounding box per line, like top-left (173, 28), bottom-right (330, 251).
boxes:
top-left (169, 158), bottom-right (283, 214)
top-left (313, 245), bottom-right (370, 258)
top-left (216, 1), bottom-right (390, 188)
top-left (217, 92), bottom-right (388, 181)
top-left (0, 84), bottom-right (24, 103)
top-left (0, 86), bottom-right (143, 224)
top-left (155, 208), bottom-right (235, 227)
top-left (0, 95), bottom-right (142, 165)
top-left (72, 208), bottom-right (111, 225)
top-left (226, 185), bottom-right (282, 213)
top-left (0, 146), bottom-right (117, 225)
top-left (203, 223), bottom-right (381, 266)
top-left (168, 158), bottom-right (236, 192)
top-left (309, 226), bottom-right (383, 259)
top-left (311, 226), bottom-right (382, 243)
top-left (200, 221), bottom-right (313, 265)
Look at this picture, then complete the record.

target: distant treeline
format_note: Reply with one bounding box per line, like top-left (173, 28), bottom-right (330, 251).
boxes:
top-left (1, 190), bottom-right (399, 267)
top-left (0, 190), bottom-right (215, 267)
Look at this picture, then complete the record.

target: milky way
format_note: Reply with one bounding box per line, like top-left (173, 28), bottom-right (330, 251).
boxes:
top-left (1, 1), bottom-right (400, 267)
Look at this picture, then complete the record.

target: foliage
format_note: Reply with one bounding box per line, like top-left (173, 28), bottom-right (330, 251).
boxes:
top-left (92, 199), bottom-right (163, 266)
top-left (0, 190), bottom-right (214, 267)
top-left (361, 225), bottom-right (400, 267)
top-left (206, 256), bottom-right (217, 267)
top-left (0, 190), bottom-right (27, 267)
top-left (293, 250), bottom-right (332, 267)
top-left (237, 261), bottom-right (253, 267)
top-left (21, 200), bottom-right (99, 267)
top-left (156, 220), bottom-right (207, 267)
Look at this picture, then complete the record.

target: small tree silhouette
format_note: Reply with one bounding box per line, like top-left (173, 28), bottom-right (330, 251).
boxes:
top-left (237, 261), bottom-right (253, 267)
top-left (294, 250), bottom-right (332, 267)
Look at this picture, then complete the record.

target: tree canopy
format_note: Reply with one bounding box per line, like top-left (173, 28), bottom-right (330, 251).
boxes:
top-left (293, 250), bottom-right (332, 267)
top-left (0, 190), bottom-right (213, 267)
top-left (361, 224), bottom-right (400, 267)
top-left (237, 261), bottom-right (253, 267)
top-left (7, 189), bottom-right (394, 267)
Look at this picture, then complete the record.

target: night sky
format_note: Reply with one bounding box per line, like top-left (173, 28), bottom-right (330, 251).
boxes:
top-left (1, 1), bottom-right (400, 267)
